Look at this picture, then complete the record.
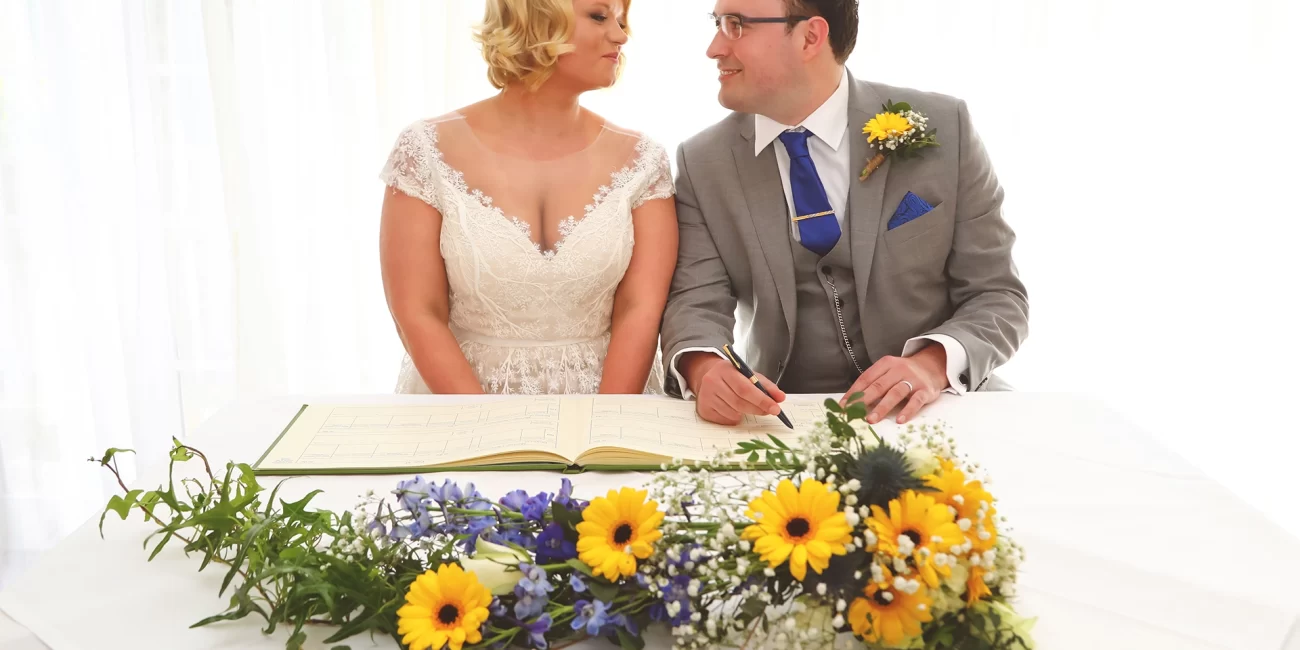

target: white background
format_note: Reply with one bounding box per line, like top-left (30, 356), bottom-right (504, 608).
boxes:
top-left (2, 0), bottom-right (1298, 584)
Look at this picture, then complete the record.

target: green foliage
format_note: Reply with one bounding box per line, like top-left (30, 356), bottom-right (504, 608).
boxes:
top-left (93, 440), bottom-right (421, 650)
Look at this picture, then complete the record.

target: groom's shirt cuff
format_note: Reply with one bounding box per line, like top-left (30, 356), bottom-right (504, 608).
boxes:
top-left (669, 347), bottom-right (725, 400)
top-left (903, 334), bottom-right (969, 395)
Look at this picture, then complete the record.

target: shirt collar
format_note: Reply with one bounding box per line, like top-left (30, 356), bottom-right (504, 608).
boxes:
top-left (754, 68), bottom-right (850, 157)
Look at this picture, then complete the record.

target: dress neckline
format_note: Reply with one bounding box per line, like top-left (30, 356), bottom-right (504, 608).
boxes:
top-left (448, 111), bottom-right (610, 163)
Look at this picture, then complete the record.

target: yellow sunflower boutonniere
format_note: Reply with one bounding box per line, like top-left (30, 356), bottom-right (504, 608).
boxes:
top-left (860, 99), bottom-right (940, 181)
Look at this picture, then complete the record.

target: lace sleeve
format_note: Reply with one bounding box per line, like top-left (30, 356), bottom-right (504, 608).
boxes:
top-left (632, 139), bottom-right (675, 209)
top-left (378, 120), bottom-right (444, 213)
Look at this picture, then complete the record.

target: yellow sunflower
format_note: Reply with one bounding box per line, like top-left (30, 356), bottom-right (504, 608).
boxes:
top-left (966, 565), bottom-right (992, 605)
top-left (741, 478), bottom-right (852, 581)
top-left (396, 563), bottom-right (492, 650)
top-left (868, 490), bottom-right (965, 588)
top-left (863, 112), bottom-right (914, 142)
top-left (576, 487), bottom-right (664, 581)
top-left (924, 459), bottom-right (998, 552)
top-left (847, 567), bottom-right (933, 646)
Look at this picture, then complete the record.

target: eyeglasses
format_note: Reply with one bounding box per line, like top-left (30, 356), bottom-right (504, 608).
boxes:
top-left (710, 12), bottom-right (811, 40)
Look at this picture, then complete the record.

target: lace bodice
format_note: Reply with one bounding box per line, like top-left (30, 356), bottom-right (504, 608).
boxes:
top-left (380, 114), bottom-right (674, 394)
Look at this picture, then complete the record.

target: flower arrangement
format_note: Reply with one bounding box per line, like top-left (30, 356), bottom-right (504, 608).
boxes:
top-left (95, 397), bottom-right (1033, 649)
top-left (860, 101), bottom-right (940, 181)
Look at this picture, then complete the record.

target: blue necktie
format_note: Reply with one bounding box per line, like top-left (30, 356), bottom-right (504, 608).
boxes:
top-left (778, 129), bottom-right (840, 257)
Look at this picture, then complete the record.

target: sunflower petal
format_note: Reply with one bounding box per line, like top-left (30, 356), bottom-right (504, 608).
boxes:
top-left (789, 544), bottom-right (808, 580)
top-left (805, 539), bottom-right (831, 561)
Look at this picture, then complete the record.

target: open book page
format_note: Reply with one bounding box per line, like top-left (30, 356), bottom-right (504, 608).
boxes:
top-left (573, 395), bottom-right (831, 465)
top-left (254, 399), bottom-right (585, 472)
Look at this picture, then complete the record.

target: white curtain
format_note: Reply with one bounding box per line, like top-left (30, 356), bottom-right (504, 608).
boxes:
top-left (3, 0), bottom-right (1298, 578)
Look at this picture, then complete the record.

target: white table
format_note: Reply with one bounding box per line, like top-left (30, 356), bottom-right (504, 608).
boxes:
top-left (3, 392), bottom-right (1299, 650)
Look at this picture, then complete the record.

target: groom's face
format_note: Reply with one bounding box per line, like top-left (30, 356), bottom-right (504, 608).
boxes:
top-left (708, 0), bottom-right (805, 115)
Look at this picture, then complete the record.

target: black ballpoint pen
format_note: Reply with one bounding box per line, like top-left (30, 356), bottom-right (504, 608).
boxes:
top-left (720, 344), bottom-right (793, 429)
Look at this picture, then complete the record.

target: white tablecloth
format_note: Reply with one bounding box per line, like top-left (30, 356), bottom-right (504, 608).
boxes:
top-left (3, 392), bottom-right (1298, 650)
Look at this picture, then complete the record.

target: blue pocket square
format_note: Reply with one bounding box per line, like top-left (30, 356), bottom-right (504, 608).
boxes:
top-left (888, 191), bottom-right (933, 230)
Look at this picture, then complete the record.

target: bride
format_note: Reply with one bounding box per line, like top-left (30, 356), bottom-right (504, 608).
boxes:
top-left (379, 0), bottom-right (676, 395)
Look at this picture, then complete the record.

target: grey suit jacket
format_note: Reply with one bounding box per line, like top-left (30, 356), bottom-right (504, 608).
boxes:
top-left (660, 73), bottom-right (1028, 397)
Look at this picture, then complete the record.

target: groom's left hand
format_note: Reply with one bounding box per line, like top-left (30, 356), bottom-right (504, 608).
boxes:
top-left (840, 344), bottom-right (950, 425)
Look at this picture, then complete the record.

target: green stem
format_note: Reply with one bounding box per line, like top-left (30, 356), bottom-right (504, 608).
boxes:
top-left (475, 627), bottom-right (519, 648)
top-left (446, 507), bottom-right (525, 520)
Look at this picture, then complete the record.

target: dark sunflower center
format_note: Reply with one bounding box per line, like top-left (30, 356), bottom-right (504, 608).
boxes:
top-left (785, 517), bottom-right (811, 539)
top-left (872, 590), bottom-right (895, 607)
top-left (437, 604), bottom-right (460, 625)
top-left (903, 530), bottom-right (922, 547)
top-left (613, 523), bottom-right (634, 545)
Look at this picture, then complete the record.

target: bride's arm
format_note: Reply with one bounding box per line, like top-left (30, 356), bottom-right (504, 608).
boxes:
top-left (380, 188), bottom-right (484, 394)
top-left (600, 196), bottom-right (679, 394)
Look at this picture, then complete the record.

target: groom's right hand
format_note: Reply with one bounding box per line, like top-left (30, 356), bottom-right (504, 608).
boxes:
top-left (680, 352), bottom-right (786, 426)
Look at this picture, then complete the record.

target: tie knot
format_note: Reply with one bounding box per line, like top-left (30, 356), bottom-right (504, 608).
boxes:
top-left (778, 129), bottom-right (813, 158)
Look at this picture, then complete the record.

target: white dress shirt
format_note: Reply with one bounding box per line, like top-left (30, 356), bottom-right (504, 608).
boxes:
top-left (671, 69), bottom-right (969, 399)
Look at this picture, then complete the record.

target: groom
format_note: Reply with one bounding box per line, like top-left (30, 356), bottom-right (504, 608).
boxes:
top-left (660, 0), bottom-right (1029, 426)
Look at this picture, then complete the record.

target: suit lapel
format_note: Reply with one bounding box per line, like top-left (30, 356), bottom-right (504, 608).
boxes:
top-left (732, 125), bottom-right (797, 337)
top-left (846, 75), bottom-right (891, 321)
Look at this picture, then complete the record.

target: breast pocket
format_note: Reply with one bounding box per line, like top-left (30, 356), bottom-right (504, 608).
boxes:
top-left (883, 200), bottom-right (952, 274)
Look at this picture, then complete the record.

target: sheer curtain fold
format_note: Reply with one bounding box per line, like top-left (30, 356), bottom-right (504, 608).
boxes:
top-left (2, 0), bottom-right (1298, 578)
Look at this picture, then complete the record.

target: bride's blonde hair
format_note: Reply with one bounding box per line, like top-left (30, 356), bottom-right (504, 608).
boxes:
top-left (474, 0), bottom-right (630, 91)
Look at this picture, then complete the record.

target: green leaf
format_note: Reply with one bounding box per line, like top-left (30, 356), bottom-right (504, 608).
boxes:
top-left (892, 101), bottom-right (913, 112)
top-left (767, 434), bottom-right (790, 450)
top-left (740, 595), bottom-right (766, 619)
top-left (845, 403), bottom-right (867, 422)
top-left (616, 626), bottom-right (646, 650)
top-left (287, 630), bottom-right (307, 649)
top-left (190, 608), bottom-right (252, 627)
top-left (221, 515), bottom-right (275, 595)
top-left (747, 450), bottom-right (759, 463)
top-left (147, 530), bottom-right (172, 561)
top-left (96, 447), bottom-right (135, 465)
top-left (586, 576), bottom-right (619, 603)
top-left (566, 558), bottom-right (594, 577)
top-left (280, 490), bottom-right (324, 518)
top-left (823, 398), bottom-right (843, 413)
top-left (169, 443), bottom-right (193, 462)
top-left (553, 502), bottom-right (584, 532)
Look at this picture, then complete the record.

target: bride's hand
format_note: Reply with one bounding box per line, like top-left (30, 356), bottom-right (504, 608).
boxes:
top-left (682, 353), bottom-right (785, 426)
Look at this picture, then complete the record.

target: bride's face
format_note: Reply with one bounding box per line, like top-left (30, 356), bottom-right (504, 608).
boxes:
top-left (555, 0), bottom-right (629, 90)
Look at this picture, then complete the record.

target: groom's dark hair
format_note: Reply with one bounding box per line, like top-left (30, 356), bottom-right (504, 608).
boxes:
top-left (784, 0), bottom-right (859, 63)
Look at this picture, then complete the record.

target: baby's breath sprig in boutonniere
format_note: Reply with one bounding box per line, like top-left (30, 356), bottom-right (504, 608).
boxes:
top-left (860, 99), bottom-right (940, 181)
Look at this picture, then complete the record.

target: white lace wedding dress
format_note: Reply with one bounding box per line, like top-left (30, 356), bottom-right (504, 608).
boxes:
top-left (379, 113), bottom-right (674, 394)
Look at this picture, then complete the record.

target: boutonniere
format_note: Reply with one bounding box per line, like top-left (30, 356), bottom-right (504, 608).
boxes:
top-left (859, 100), bottom-right (939, 181)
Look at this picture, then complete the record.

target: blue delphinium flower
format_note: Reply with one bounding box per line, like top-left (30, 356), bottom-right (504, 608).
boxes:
top-left (513, 563), bottom-right (554, 620)
top-left (535, 522), bottom-right (576, 564)
top-left (499, 489), bottom-right (529, 512)
top-left (521, 613), bottom-right (553, 649)
top-left (394, 475), bottom-right (433, 511)
top-left (650, 574), bottom-right (694, 626)
top-left (499, 489), bottom-right (553, 523)
top-left (521, 492), bottom-right (552, 522)
top-left (554, 477), bottom-right (588, 510)
top-left (485, 525), bottom-right (536, 551)
top-left (610, 611), bottom-right (637, 636)
top-left (555, 478), bottom-right (574, 507)
top-left (569, 572), bottom-right (587, 593)
top-left (429, 478), bottom-right (465, 505)
top-left (570, 600), bottom-right (612, 636)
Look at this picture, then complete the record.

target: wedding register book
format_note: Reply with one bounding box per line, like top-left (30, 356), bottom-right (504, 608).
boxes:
top-left (252, 395), bottom-right (828, 475)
